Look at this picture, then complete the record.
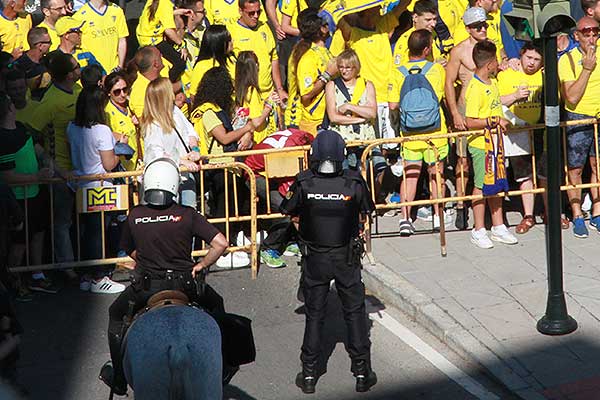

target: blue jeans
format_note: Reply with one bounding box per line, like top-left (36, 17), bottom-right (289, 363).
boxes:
top-left (52, 183), bottom-right (74, 263)
top-left (179, 172), bottom-right (197, 209)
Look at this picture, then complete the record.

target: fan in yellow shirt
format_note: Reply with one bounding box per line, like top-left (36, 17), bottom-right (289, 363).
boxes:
top-left (296, 45), bottom-right (333, 134)
top-left (129, 46), bottom-right (165, 117)
top-left (189, 24), bottom-right (236, 98)
top-left (392, 0), bottom-right (447, 67)
top-left (74, 0), bottom-right (128, 72)
top-left (0, 0), bottom-right (32, 58)
top-left (205, 0), bottom-right (267, 25)
top-left (38, 0), bottom-right (69, 48)
top-left (104, 72), bottom-right (142, 171)
top-left (234, 51), bottom-right (278, 143)
top-left (388, 30), bottom-right (448, 235)
top-left (279, 0), bottom-right (308, 35)
top-left (25, 53), bottom-right (83, 172)
top-left (228, 0), bottom-right (285, 100)
top-left (558, 42), bottom-right (600, 117)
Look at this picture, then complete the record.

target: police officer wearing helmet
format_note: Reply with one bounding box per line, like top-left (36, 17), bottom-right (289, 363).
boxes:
top-left (280, 130), bottom-right (376, 394)
top-left (100, 157), bottom-right (228, 395)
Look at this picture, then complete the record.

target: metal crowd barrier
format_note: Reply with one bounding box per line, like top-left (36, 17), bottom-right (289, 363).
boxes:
top-left (6, 118), bottom-right (600, 278)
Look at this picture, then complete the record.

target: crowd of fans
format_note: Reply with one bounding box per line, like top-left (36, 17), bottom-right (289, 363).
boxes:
top-left (0, 0), bottom-right (599, 312)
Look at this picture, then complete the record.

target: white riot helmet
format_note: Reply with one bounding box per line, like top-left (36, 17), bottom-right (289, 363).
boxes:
top-left (143, 157), bottom-right (180, 206)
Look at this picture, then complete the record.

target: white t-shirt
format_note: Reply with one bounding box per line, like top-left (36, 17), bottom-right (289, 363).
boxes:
top-left (143, 106), bottom-right (199, 165)
top-left (67, 122), bottom-right (116, 188)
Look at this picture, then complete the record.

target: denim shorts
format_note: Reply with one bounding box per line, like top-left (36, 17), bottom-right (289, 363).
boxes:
top-left (565, 111), bottom-right (598, 169)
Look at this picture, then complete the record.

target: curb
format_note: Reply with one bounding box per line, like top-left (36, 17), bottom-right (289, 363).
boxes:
top-left (362, 261), bottom-right (546, 400)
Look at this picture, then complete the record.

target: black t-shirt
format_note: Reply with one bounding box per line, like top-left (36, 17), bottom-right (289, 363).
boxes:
top-left (0, 122), bottom-right (31, 172)
top-left (120, 203), bottom-right (220, 274)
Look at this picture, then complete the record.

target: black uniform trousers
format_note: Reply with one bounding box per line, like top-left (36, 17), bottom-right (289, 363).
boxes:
top-left (300, 245), bottom-right (370, 375)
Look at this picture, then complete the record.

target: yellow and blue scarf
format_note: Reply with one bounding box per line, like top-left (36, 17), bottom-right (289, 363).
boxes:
top-left (482, 118), bottom-right (508, 196)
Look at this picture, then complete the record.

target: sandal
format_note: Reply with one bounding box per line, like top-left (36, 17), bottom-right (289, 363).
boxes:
top-left (541, 214), bottom-right (570, 229)
top-left (516, 215), bottom-right (536, 234)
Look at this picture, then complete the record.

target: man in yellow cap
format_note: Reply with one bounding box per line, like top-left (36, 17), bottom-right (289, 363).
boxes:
top-left (55, 16), bottom-right (103, 70)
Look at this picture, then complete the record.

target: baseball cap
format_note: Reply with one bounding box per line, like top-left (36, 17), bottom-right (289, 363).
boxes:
top-left (462, 7), bottom-right (487, 26)
top-left (55, 17), bottom-right (85, 36)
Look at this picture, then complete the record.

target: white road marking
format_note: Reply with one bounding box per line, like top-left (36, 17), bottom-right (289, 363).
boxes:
top-left (368, 308), bottom-right (501, 400)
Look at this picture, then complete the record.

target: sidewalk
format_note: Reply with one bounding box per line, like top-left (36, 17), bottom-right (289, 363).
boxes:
top-left (362, 211), bottom-right (600, 400)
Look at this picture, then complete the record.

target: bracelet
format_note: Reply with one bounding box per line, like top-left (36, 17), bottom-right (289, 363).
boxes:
top-left (191, 146), bottom-right (200, 152)
top-left (174, 42), bottom-right (184, 51)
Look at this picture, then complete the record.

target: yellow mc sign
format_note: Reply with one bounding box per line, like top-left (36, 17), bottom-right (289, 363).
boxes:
top-left (77, 185), bottom-right (129, 213)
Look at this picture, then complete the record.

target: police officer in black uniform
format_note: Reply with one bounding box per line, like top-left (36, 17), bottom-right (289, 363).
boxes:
top-left (99, 157), bottom-right (228, 395)
top-left (280, 130), bottom-right (377, 394)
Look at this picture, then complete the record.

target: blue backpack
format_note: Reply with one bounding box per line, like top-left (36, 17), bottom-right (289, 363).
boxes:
top-left (398, 62), bottom-right (441, 133)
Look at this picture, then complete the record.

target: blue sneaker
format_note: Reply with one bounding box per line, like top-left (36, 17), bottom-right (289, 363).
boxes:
top-left (260, 249), bottom-right (286, 268)
top-left (590, 215), bottom-right (600, 233)
top-left (389, 192), bottom-right (401, 203)
top-left (573, 217), bottom-right (589, 238)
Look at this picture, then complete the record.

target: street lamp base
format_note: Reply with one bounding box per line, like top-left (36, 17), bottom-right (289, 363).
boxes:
top-left (536, 315), bottom-right (578, 336)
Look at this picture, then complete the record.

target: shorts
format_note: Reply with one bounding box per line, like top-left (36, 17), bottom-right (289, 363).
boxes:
top-left (403, 144), bottom-right (449, 165)
top-left (345, 146), bottom-right (387, 172)
top-left (13, 188), bottom-right (50, 244)
top-left (509, 155), bottom-right (533, 182)
top-left (468, 146), bottom-right (485, 189)
top-left (536, 152), bottom-right (547, 180)
top-left (565, 111), bottom-right (598, 169)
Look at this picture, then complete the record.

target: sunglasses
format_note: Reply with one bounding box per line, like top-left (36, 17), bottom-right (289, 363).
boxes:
top-left (468, 22), bottom-right (488, 32)
top-left (68, 28), bottom-right (82, 34)
top-left (244, 9), bottom-right (261, 16)
top-left (578, 26), bottom-right (600, 35)
top-left (111, 87), bottom-right (130, 96)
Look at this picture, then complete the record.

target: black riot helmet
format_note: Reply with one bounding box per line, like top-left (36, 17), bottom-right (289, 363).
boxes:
top-left (309, 129), bottom-right (347, 175)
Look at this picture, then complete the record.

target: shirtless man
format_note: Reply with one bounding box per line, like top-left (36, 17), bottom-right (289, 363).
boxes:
top-left (444, 7), bottom-right (489, 230)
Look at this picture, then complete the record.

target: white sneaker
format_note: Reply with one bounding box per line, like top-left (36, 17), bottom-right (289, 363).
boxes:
top-left (433, 214), bottom-right (440, 229)
top-left (490, 224), bottom-right (518, 245)
top-left (90, 277), bottom-right (126, 294)
top-left (235, 231), bottom-right (268, 247)
top-left (470, 228), bottom-right (494, 249)
top-left (216, 251), bottom-right (250, 268)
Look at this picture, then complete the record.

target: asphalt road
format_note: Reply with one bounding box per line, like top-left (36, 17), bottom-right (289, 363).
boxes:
top-left (14, 257), bottom-right (519, 400)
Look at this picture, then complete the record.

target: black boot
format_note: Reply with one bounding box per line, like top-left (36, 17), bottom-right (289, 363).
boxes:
top-left (99, 334), bottom-right (128, 396)
top-left (353, 360), bottom-right (377, 393)
top-left (295, 362), bottom-right (318, 394)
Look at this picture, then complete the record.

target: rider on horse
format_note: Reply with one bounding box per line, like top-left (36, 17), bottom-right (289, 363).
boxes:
top-left (100, 157), bottom-right (228, 396)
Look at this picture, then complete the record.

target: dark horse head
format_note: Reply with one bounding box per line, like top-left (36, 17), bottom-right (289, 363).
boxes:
top-left (123, 305), bottom-right (223, 400)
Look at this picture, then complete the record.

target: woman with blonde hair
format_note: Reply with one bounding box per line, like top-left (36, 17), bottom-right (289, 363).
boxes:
top-left (324, 49), bottom-right (377, 142)
top-left (141, 77), bottom-right (201, 207)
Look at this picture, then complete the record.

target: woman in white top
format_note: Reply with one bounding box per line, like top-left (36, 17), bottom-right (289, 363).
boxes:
top-left (68, 87), bottom-right (120, 188)
top-left (141, 77), bottom-right (201, 208)
top-left (67, 86), bottom-right (125, 294)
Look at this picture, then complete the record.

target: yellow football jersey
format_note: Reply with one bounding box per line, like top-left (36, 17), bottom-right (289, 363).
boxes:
top-left (464, 76), bottom-right (503, 149)
top-left (279, 0), bottom-right (308, 29)
top-left (392, 27), bottom-right (444, 67)
top-left (228, 21), bottom-right (277, 94)
top-left (27, 83), bottom-right (83, 170)
top-left (189, 57), bottom-right (236, 97)
top-left (0, 13), bottom-right (31, 54)
top-left (205, 0), bottom-right (267, 25)
top-left (37, 20), bottom-right (60, 50)
top-left (136, 0), bottom-right (176, 46)
top-left (130, 73), bottom-right (151, 118)
top-left (297, 45), bottom-right (332, 124)
top-left (105, 100), bottom-right (141, 170)
top-left (74, 3), bottom-right (129, 72)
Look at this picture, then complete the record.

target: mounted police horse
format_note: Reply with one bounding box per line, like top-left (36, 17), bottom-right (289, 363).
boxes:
top-left (121, 290), bottom-right (223, 400)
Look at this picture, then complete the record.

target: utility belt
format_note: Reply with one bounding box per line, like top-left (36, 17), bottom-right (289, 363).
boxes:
top-left (130, 269), bottom-right (195, 292)
top-left (299, 236), bottom-right (365, 266)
